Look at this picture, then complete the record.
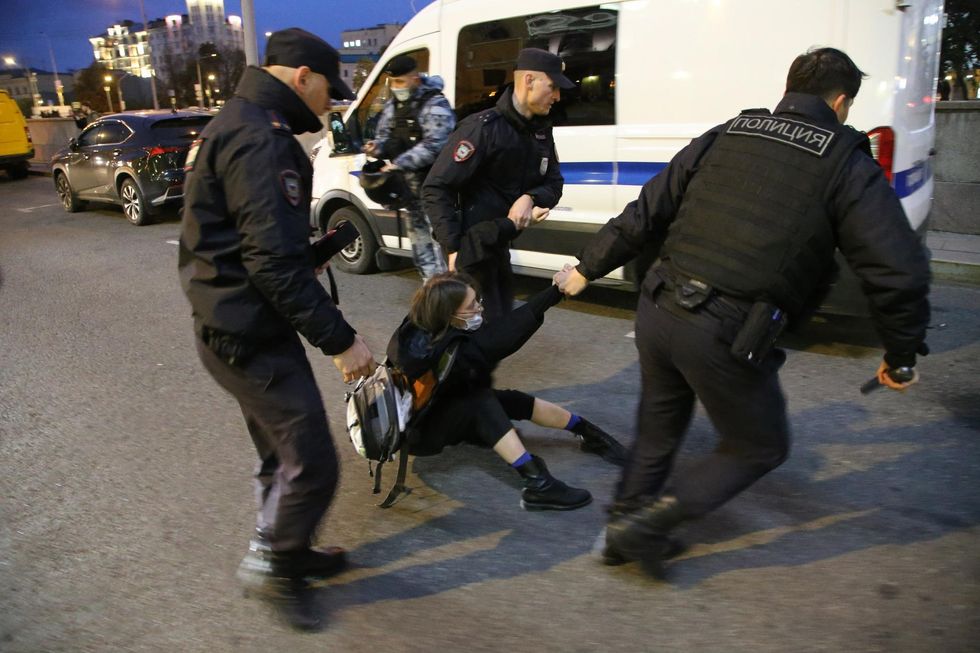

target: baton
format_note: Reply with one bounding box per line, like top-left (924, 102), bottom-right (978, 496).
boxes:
top-left (860, 366), bottom-right (916, 394)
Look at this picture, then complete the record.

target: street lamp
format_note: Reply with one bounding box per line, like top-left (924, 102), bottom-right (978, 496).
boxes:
top-left (4, 56), bottom-right (40, 112)
top-left (104, 75), bottom-right (114, 113)
top-left (106, 73), bottom-right (127, 112)
top-left (206, 73), bottom-right (216, 109)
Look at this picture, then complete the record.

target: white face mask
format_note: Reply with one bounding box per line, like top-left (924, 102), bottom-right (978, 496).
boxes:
top-left (456, 313), bottom-right (483, 331)
top-left (391, 88), bottom-right (412, 102)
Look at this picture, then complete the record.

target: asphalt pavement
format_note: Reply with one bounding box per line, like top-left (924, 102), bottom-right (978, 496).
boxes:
top-left (1, 175), bottom-right (978, 652)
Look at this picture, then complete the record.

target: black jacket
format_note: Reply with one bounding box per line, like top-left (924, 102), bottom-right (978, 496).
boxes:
top-left (422, 86), bottom-right (564, 254)
top-left (576, 93), bottom-right (930, 367)
top-left (387, 285), bottom-right (562, 409)
top-left (178, 67), bottom-right (356, 355)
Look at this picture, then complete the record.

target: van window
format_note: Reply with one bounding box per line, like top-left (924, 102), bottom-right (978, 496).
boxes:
top-left (352, 48), bottom-right (430, 146)
top-left (455, 6), bottom-right (617, 126)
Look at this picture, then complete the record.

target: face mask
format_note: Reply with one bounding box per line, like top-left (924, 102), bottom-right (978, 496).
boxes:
top-left (392, 88), bottom-right (412, 102)
top-left (455, 313), bottom-right (483, 331)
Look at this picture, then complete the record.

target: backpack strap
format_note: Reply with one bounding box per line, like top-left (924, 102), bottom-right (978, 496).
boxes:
top-left (378, 443), bottom-right (411, 508)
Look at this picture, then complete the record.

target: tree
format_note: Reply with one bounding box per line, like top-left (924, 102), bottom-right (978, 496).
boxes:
top-left (74, 61), bottom-right (113, 113)
top-left (353, 58), bottom-right (377, 92)
top-left (940, 0), bottom-right (980, 99)
top-left (213, 46), bottom-right (246, 105)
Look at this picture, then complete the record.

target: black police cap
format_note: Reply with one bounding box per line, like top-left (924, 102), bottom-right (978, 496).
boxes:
top-left (386, 55), bottom-right (418, 77)
top-left (515, 48), bottom-right (575, 89)
top-left (264, 28), bottom-right (355, 100)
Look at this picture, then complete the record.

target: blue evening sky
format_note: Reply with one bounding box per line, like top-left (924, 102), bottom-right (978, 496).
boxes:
top-left (0, 0), bottom-right (436, 73)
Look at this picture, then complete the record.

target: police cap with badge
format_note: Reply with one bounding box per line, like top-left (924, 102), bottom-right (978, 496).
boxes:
top-left (264, 27), bottom-right (356, 100)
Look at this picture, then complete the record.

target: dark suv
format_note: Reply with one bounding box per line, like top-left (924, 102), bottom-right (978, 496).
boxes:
top-left (51, 110), bottom-right (212, 225)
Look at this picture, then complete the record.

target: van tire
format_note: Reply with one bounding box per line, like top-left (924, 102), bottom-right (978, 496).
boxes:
top-left (7, 161), bottom-right (29, 180)
top-left (55, 172), bottom-right (85, 213)
top-left (326, 207), bottom-right (378, 274)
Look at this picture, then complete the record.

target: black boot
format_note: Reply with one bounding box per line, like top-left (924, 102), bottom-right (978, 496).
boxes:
top-left (570, 418), bottom-right (629, 466)
top-left (515, 455), bottom-right (592, 511)
top-left (237, 533), bottom-right (348, 586)
top-left (601, 499), bottom-right (686, 566)
top-left (604, 495), bottom-right (686, 578)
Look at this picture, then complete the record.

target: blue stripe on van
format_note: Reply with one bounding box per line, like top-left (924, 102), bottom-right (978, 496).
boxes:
top-left (560, 161), bottom-right (668, 186)
top-left (893, 160), bottom-right (930, 199)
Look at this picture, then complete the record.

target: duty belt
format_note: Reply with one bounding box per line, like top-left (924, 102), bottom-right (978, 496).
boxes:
top-left (649, 266), bottom-right (752, 330)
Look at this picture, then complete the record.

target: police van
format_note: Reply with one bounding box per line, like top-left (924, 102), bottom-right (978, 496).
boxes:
top-left (310, 0), bottom-right (943, 295)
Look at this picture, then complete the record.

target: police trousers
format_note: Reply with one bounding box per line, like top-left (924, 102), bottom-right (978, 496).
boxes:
top-left (403, 171), bottom-right (447, 281)
top-left (460, 246), bottom-right (515, 323)
top-left (617, 286), bottom-right (791, 517)
top-left (196, 332), bottom-right (339, 552)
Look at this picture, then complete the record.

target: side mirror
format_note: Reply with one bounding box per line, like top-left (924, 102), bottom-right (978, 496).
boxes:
top-left (328, 111), bottom-right (354, 155)
top-left (68, 137), bottom-right (78, 150)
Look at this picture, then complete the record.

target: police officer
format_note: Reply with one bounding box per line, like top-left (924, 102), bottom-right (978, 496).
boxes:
top-left (362, 55), bottom-right (455, 281)
top-left (423, 48), bottom-right (574, 321)
top-left (178, 28), bottom-right (375, 629)
top-left (555, 48), bottom-right (931, 578)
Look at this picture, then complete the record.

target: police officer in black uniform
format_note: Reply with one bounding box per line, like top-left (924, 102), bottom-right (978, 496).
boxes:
top-left (423, 48), bottom-right (574, 321)
top-left (178, 28), bottom-right (375, 629)
top-left (555, 48), bottom-right (931, 578)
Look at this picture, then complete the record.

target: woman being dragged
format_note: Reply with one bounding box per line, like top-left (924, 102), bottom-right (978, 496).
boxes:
top-left (387, 272), bottom-right (628, 511)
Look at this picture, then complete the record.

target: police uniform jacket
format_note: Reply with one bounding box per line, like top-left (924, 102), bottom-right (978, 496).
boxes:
top-left (422, 86), bottom-right (563, 255)
top-left (178, 66), bottom-right (356, 355)
top-left (576, 93), bottom-right (930, 368)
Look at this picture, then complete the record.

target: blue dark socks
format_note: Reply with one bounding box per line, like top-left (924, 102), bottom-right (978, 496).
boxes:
top-left (511, 451), bottom-right (533, 468)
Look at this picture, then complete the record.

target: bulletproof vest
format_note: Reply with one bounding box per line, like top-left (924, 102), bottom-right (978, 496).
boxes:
top-left (389, 87), bottom-right (440, 157)
top-left (663, 109), bottom-right (867, 315)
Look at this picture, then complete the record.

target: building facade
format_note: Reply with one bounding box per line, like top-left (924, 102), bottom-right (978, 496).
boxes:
top-left (338, 23), bottom-right (403, 90)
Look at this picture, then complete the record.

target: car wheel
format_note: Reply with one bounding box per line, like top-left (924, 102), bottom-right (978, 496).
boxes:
top-left (326, 206), bottom-right (378, 274)
top-left (55, 172), bottom-right (84, 213)
top-left (120, 178), bottom-right (151, 226)
top-left (7, 161), bottom-right (29, 180)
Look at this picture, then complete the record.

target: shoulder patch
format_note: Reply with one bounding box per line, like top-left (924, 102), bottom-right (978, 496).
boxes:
top-left (453, 140), bottom-right (476, 162)
top-left (727, 114), bottom-right (834, 156)
top-left (267, 110), bottom-right (291, 133)
top-left (280, 170), bottom-right (303, 206)
top-left (184, 137), bottom-right (205, 172)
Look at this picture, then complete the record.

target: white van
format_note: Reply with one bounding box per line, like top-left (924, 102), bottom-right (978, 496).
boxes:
top-left (310, 0), bottom-right (943, 292)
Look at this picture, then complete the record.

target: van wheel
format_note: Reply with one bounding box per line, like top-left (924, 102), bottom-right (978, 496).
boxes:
top-left (7, 161), bottom-right (29, 180)
top-left (326, 207), bottom-right (378, 274)
top-left (120, 178), bottom-right (151, 226)
top-left (55, 172), bottom-right (85, 212)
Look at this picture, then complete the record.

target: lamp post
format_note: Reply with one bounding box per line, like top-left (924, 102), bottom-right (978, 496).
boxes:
top-left (3, 56), bottom-right (39, 112)
top-left (103, 75), bottom-right (114, 113)
top-left (206, 73), bottom-right (216, 108)
top-left (195, 49), bottom-right (217, 108)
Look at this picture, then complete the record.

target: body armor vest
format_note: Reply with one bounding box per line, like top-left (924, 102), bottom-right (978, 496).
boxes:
top-left (664, 109), bottom-right (867, 315)
top-left (389, 87), bottom-right (440, 158)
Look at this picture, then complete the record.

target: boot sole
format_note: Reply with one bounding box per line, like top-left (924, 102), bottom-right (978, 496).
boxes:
top-left (520, 495), bottom-right (593, 511)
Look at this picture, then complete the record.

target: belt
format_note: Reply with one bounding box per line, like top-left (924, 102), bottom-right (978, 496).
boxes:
top-left (649, 267), bottom-right (751, 330)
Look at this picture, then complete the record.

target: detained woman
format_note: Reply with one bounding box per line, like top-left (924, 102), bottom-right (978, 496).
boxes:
top-left (387, 272), bottom-right (628, 511)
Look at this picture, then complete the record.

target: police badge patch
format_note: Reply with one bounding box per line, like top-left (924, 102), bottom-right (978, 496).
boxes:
top-left (280, 170), bottom-right (302, 206)
top-left (453, 140), bottom-right (475, 162)
top-left (184, 137), bottom-right (204, 173)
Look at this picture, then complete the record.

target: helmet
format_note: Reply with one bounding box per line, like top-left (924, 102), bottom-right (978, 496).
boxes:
top-left (359, 159), bottom-right (411, 209)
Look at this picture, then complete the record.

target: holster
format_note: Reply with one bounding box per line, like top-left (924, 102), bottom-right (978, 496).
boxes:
top-left (729, 301), bottom-right (788, 366)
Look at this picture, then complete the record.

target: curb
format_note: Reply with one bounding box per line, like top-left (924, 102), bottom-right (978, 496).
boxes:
top-left (930, 259), bottom-right (980, 286)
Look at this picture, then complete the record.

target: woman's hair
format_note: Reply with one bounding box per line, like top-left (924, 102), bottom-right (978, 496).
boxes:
top-left (409, 272), bottom-right (478, 337)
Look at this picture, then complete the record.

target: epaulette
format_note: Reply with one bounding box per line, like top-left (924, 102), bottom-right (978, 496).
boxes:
top-left (478, 108), bottom-right (503, 125)
top-left (266, 109), bottom-right (292, 133)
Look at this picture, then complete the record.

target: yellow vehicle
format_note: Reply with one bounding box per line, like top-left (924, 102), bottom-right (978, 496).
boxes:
top-left (0, 89), bottom-right (33, 179)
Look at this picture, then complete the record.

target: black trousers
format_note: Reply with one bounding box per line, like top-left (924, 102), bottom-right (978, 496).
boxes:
top-left (460, 247), bottom-right (514, 323)
top-left (196, 332), bottom-right (338, 552)
top-left (411, 388), bottom-right (535, 456)
top-left (617, 289), bottom-right (790, 517)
